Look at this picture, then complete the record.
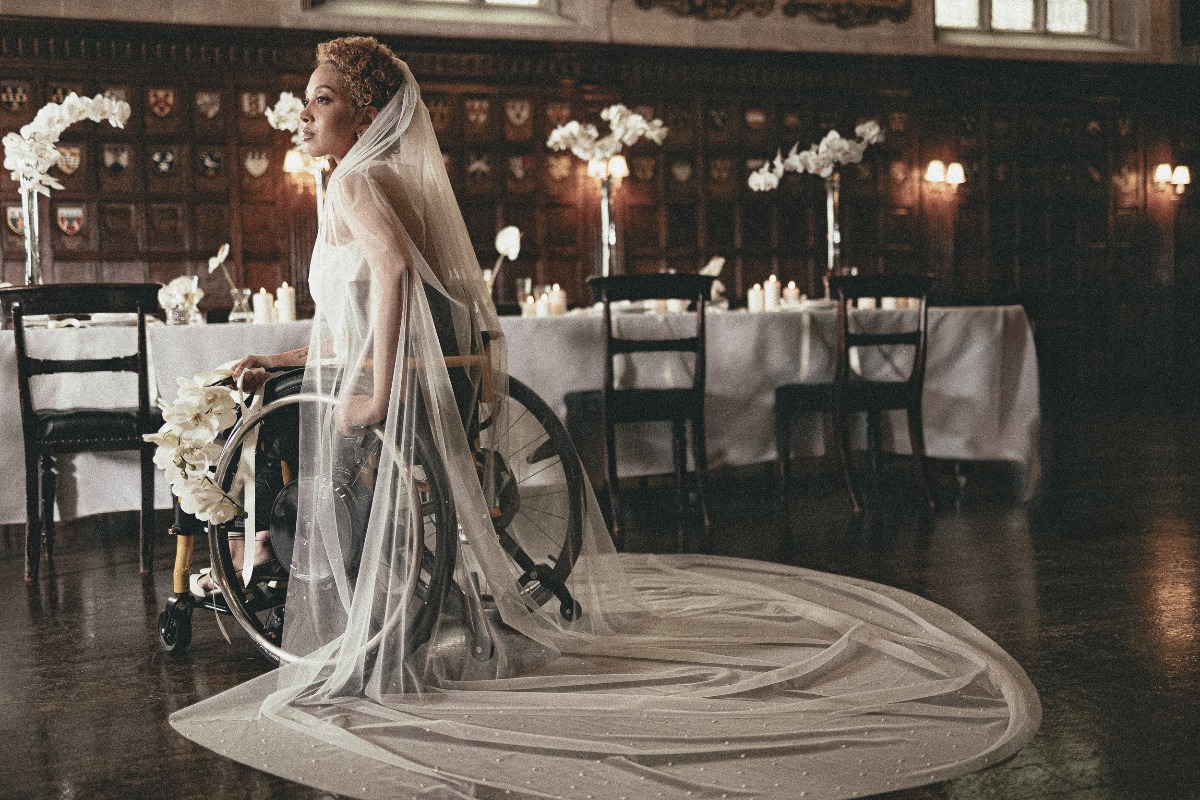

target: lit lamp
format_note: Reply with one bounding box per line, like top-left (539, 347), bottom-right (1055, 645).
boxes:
top-left (925, 159), bottom-right (965, 190)
top-left (1172, 165), bottom-right (1192, 194)
top-left (1153, 163), bottom-right (1191, 195)
top-left (590, 154), bottom-right (629, 278)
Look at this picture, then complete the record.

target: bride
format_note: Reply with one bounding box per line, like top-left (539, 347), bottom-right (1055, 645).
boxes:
top-left (172, 36), bottom-right (1040, 800)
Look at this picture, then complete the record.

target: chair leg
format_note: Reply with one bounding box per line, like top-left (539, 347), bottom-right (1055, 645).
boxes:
top-left (24, 450), bottom-right (41, 584)
top-left (41, 454), bottom-right (56, 563)
top-left (866, 410), bottom-right (883, 505)
top-left (604, 420), bottom-right (623, 550)
top-left (906, 406), bottom-right (937, 512)
top-left (692, 414), bottom-right (711, 552)
top-left (140, 442), bottom-right (155, 574)
top-left (670, 420), bottom-right (688, 553)
top-left (835, 410), bottom-right (864, 514)
top-left (775, 406), bottom-right (792, 502)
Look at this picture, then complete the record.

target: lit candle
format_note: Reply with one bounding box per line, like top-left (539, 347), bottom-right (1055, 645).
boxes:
top-left (746, 283), bottom-right (765, 313)
top-left (535, 291), bottom-right (551, 318)
top-left (764, 274), bottom-right (781, 311)
top-left (252, 287), bottom-right (274, 324)
top-left (275, 282), bottom-right (296, 322)
top-left (880, 296), bottom-right (898, 311)
top-left (665, 298), bottom-right (687, 314)
top-left (549, 283), bottom-right (568, 316)
top-left (522, 295), bottom-right (536, 317)
top-left (783, 280), bottom-right (801, 305)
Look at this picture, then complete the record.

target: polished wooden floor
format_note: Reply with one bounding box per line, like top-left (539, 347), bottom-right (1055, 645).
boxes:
top-left (1, 406), bottom-right (1198, 800)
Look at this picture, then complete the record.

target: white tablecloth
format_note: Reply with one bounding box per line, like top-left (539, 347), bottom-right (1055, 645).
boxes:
top-left (503, 304), bottom-right (1041, 480)
top-left (0, 306), bottom-right (1039, 525)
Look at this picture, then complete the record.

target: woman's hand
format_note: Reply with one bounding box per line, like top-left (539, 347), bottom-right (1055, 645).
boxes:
top-left (229, 354), bottom-right (278, 394)
top-left (336, 395), bottom-right (386, 435)
top-left (229, 348), bottom-right (308, 394)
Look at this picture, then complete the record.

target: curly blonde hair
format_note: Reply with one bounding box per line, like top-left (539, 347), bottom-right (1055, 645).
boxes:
top-left (315, 36), bottom-right (406, 111)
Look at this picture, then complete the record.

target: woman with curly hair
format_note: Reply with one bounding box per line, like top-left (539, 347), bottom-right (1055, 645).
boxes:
top-left (171, 35), bottom-right (1040, 800)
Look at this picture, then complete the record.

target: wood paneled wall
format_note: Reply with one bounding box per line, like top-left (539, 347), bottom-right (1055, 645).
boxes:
top-left (1, 18), bottom-right (1198, 403)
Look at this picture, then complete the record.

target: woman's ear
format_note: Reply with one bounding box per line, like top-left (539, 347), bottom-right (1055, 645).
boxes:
top-left (356, 105), bottom-right (378, 137)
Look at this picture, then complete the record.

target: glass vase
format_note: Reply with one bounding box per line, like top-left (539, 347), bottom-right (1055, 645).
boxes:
top-left (823, 170), bottom-right (841, 301)
top-left (19, 179), bottom-right (43, 285)
top-left (228, 287), bottom-right (253, 323)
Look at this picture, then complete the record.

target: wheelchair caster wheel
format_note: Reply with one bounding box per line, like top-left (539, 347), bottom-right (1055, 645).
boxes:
top-left (560, 599), bottom-right (582, 622)
top-left (158, 606), bottom-right (193, 653)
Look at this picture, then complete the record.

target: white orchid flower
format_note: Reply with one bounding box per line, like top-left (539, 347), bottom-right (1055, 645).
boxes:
top-left (855, 120), bottom-right (884, 145)
top-left (747, 162), bottom-right (780, 192)
top-left (547, 104), bottom-right (667, 170)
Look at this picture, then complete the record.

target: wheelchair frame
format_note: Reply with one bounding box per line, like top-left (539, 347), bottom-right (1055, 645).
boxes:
top-left (157, 373), bottom-right (587, 664)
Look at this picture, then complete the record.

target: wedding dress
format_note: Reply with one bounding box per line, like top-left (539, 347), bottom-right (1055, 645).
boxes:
top-left (171, 60), bottom-right (1040, 799)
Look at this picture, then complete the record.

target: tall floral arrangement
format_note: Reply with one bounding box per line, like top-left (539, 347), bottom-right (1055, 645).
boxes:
top-left (3, 92), bottom-right (130, 284)
top-left (548, 104), bottom-right (667, 277)
top-left (547, 104), bottom-right (668, 164)
top-left (748, 120), bottom-right (884, 191)
top-left (144, 370), bottom-right (242, 524)
top-left (3, 92), bottom-right (131, 195)
top-left (748, 120), bottom-right (884, 300)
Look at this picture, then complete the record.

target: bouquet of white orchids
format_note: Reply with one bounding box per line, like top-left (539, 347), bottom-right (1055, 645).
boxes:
top-left (144, 370), bottom-right (243, 524)
top-left (749, 120), bottom-right (884, 191)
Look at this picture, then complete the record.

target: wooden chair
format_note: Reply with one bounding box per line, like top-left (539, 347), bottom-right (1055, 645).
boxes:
top-left (0, 283), bottom-right (162, 583)
top-left (572, 273), bottom-right (716, 551)
top-left (775, 274), bottom-right (936, 513)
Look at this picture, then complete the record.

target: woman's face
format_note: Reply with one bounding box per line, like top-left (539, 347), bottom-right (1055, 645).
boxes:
top-left (301, 63), bottom-right (372, 164)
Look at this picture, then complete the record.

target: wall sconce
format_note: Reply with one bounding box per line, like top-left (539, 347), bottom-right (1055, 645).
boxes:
top-left (1154, 163), bottom-right (1191, 195)
top-left (588, 154), bottom-right (629, 184)
top-left (925, 160), bottom-right (965, 190)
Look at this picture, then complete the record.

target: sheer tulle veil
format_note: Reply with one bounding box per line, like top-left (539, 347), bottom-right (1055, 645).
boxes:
top-left (170, 57), bottom-right (1041, 800)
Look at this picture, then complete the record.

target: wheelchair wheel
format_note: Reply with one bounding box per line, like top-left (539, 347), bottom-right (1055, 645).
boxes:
top-left (481, 376), bottom-right (586, 620)
top-left (208, 388), bottom-right (456, 665)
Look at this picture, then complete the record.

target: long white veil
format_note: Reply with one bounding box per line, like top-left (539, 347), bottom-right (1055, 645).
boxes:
top-left (171, 59), bottom-right (1041, 800)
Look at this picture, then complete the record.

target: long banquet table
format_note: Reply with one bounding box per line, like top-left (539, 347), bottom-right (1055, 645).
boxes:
top-left (0, 304), bottom-right (1040, 525)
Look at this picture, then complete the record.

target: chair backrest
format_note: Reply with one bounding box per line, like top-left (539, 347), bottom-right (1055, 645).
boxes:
top-left (588, 274), bottom-right (716, 394)
top-left (0, 283), bottom-right (161, 429)
top-left (829, 274), bottom-right (933, 391)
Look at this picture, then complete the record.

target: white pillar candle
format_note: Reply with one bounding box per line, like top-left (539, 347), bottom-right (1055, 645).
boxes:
top-left (522, 295), bottom-right (536, 317)
top-left (880, 296), bottom-right (898, 311)
top-left (275, 282), bottom-right (297, 322)
top-left (764, 274), bottom-right (781, 311)
top-left (252, 288), bottom-right (274, 324)
top-left (665, 298), bottom-right (687, 314)
top-left (535, 291), bottom-right (551, 318)
top-left (549, 283), bottom-right (568, 316)
top-left (746, 283), bottom-right (765, 313)
top-left (783, 280), bottom-right (801, 305)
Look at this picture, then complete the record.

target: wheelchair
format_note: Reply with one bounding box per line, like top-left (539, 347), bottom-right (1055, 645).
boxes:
top-left (157, 360), bottom-right (587, 666)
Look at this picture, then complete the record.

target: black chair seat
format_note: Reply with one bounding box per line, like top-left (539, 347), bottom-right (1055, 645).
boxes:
top-left (839, 380), bottom-right (917, 411)
top-left (775, 382), bottom-right (835, 410)
top-left (605, 388), bottom-right (704, 423)
top-left (35, 407), bottom-right (146, 446)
